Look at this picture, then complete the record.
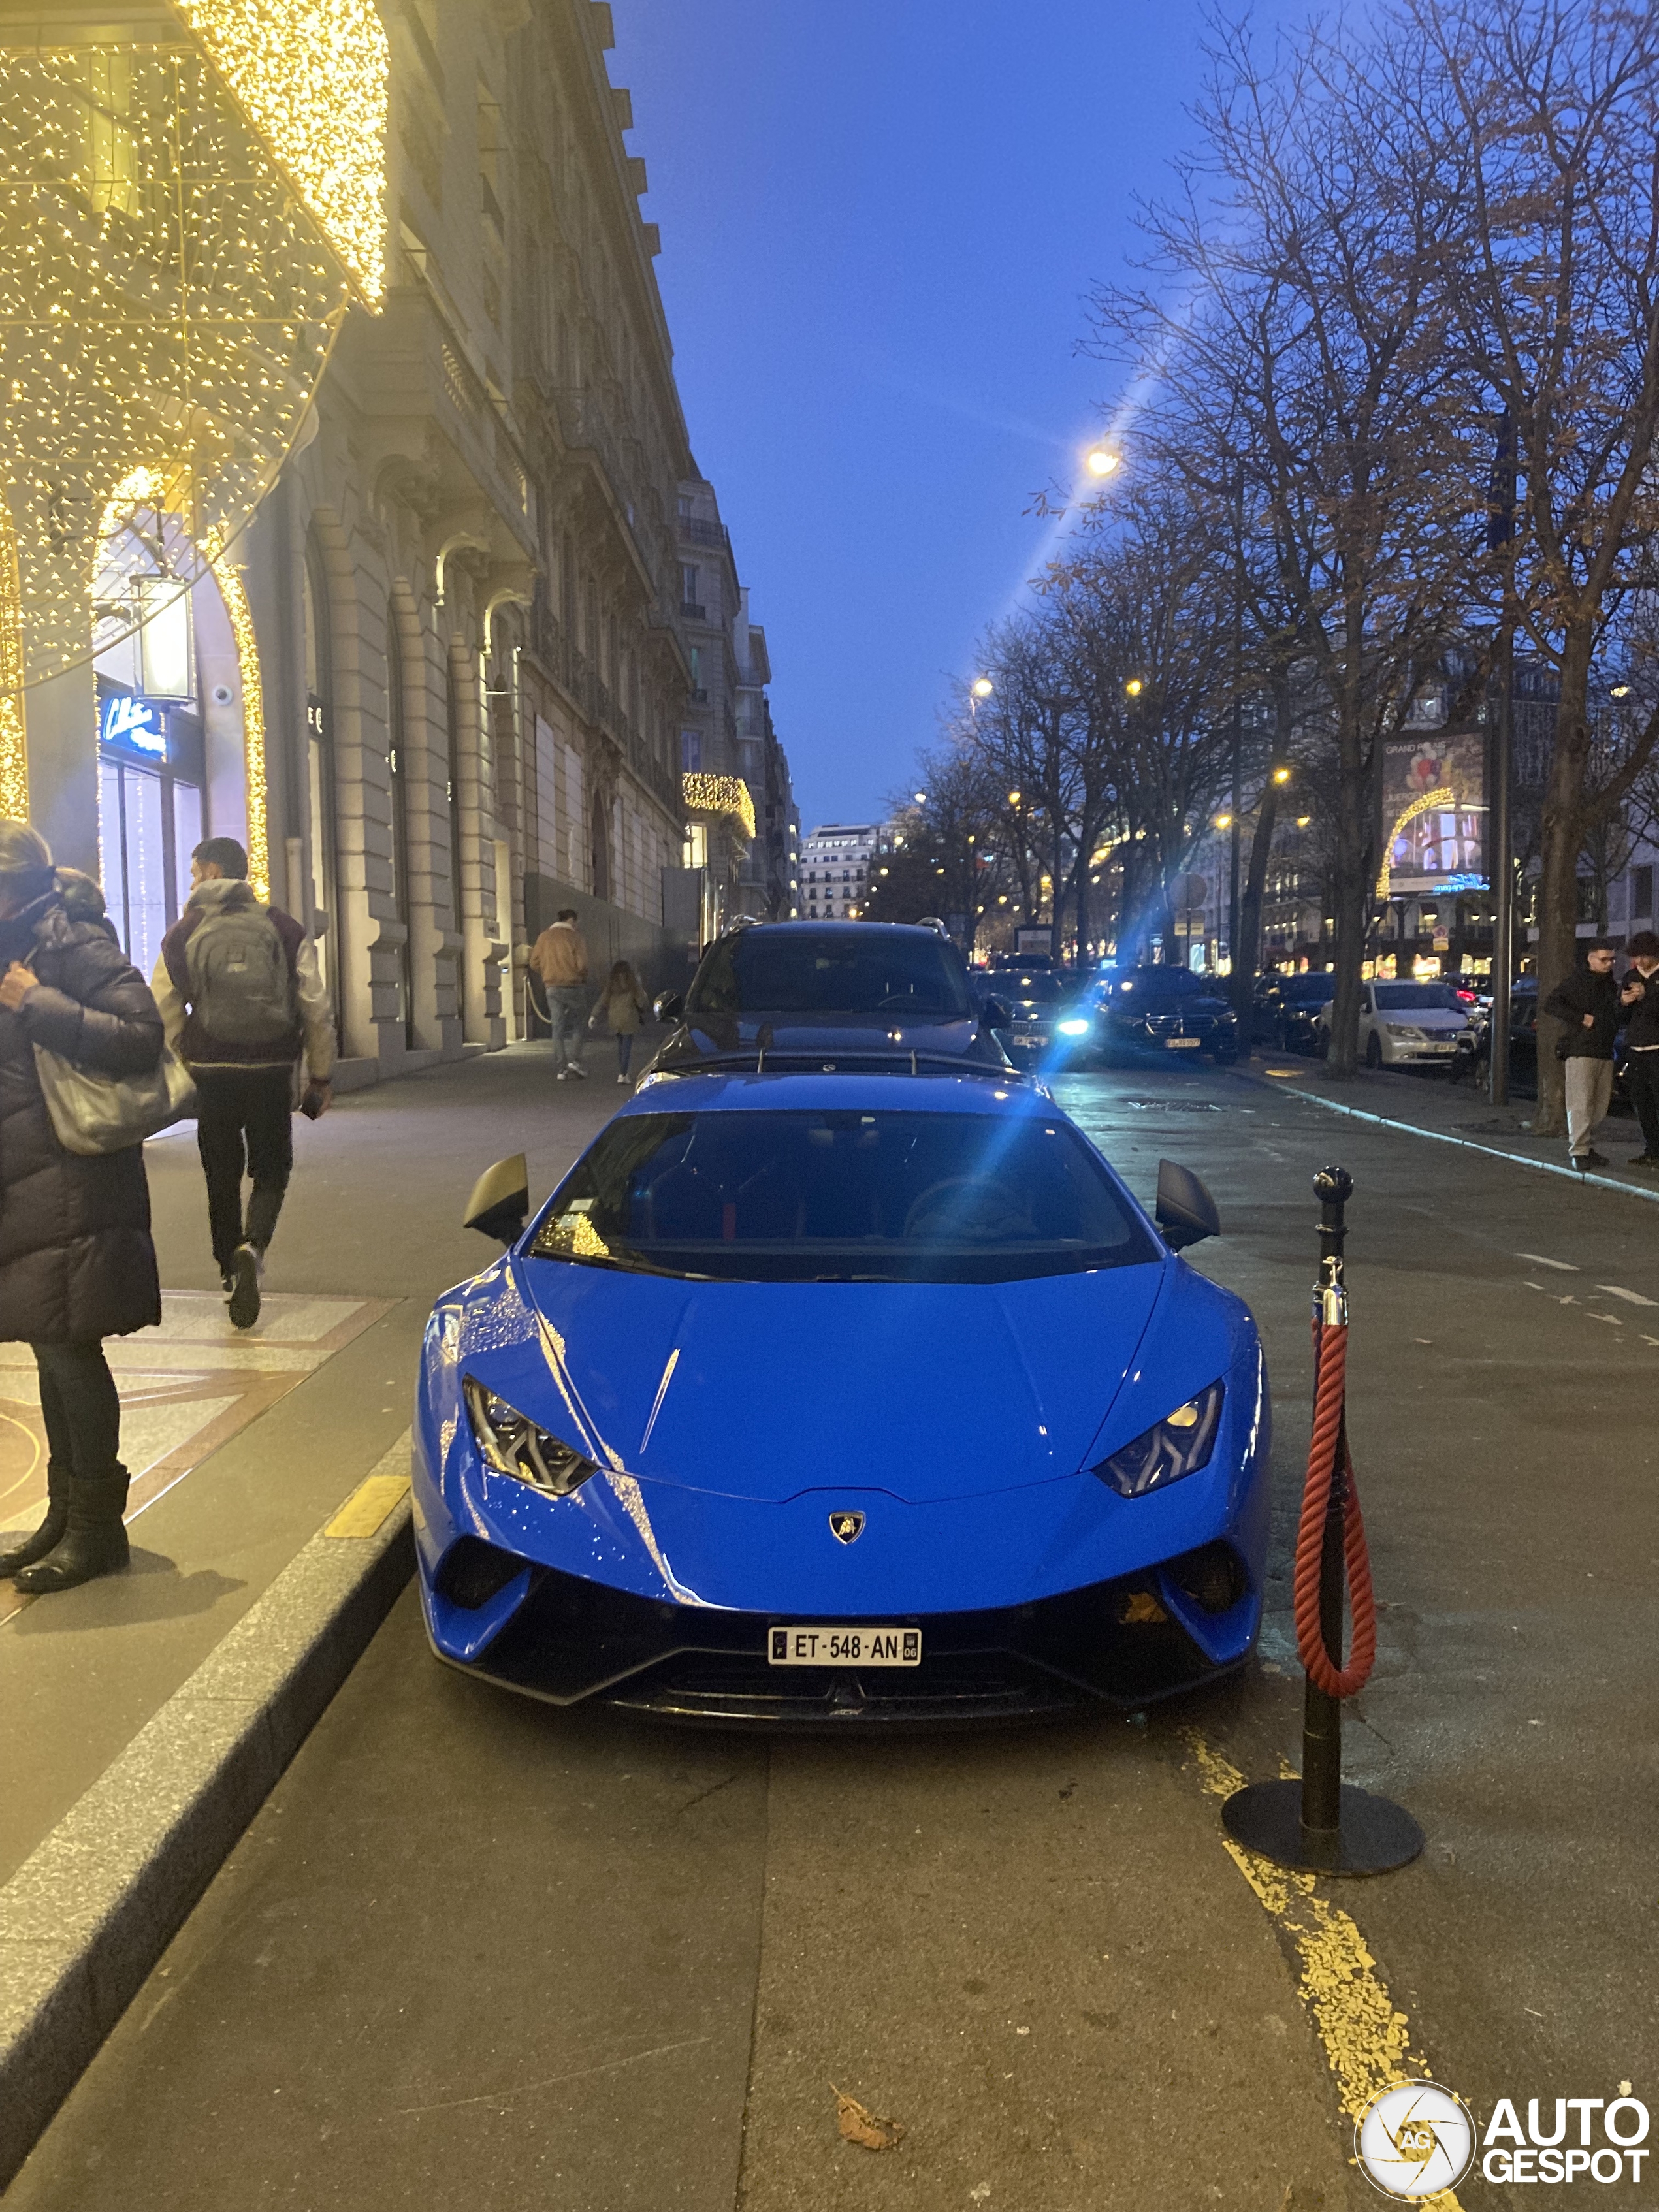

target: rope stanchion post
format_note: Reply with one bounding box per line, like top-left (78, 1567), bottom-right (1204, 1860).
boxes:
top-left (1221, 1166), bottom-right (1424, 1877)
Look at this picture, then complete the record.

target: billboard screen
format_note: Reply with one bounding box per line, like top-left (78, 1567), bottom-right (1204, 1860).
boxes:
top-left (1379, 731), bottom-right (1487, 895)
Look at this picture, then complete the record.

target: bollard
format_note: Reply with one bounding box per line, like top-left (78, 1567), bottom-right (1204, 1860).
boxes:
top-left (1221, 1166), bottom-right (1424, 1876)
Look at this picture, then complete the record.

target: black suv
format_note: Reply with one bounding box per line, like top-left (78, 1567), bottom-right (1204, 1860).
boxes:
top-left (645, 922), bottom-right (1013, 1078)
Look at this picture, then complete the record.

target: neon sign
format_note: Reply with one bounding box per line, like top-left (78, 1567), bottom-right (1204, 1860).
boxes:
top-left (100, 694), bottom-right (167, 760)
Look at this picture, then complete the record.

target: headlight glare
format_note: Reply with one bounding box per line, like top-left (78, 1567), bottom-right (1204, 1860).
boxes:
top-left (1057, 1018), bottom-right (1091, 1036)
top-left (1091, 1380), bottom-right (1225, 1498)
top-left (464, 1376), bottom-right (598, 1497)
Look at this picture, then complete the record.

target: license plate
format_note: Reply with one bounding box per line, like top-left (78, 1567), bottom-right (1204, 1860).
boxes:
top-left (768, 1626), bottom-right (922, 1667)
top-left (1166, 1036), bottom-right (1202, 1049)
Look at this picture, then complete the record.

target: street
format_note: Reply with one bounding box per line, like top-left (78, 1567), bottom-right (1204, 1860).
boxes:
top-left (5, 1049), bottom-right (1654, 2211)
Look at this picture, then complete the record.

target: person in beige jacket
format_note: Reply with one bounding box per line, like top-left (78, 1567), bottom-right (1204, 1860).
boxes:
top-left (530, 909), bottom-right (590, 1078)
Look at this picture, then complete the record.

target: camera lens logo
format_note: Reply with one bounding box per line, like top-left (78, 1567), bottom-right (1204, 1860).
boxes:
top-left (1356, 2082), bottom-right (1475, 2200)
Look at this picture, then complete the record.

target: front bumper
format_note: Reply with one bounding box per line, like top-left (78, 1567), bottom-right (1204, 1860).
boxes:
top-left (419, 1540), bottom-right (1259, 1725)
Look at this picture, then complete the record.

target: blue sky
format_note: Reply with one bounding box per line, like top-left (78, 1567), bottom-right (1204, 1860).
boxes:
top-left (611, 1), bottom-right (1213, 833)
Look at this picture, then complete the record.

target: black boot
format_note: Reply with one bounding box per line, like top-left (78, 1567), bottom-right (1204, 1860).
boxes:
top-left (0, 1462), bottom-right (73, 1576)
top-left (14, 1471), bottom-right (131, 1593)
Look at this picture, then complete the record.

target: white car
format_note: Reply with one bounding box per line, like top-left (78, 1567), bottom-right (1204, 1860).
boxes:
top-left (1319, 980), bottom-right (1471, 1069)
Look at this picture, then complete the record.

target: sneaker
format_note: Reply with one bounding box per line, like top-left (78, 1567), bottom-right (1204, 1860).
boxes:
top-left (1630, 1154), bottom-right (1659, 1170)
top-left (555, 1068), bottom-right (572, 1081)
top-left (1575, 1149), bottom-right (1611, 1169)
top-left (617, 1072), bottom-right (629, 1085)
top-left (567, 1064), bottom-right (587, 1080)
top-left (228, 1242), bottom-right (263, 1330)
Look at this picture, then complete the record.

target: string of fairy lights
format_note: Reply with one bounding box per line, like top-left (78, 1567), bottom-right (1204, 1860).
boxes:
top-left (0, 8), bottom-right (386, 839)
top-left (683, 772), bottom-right (758, 844)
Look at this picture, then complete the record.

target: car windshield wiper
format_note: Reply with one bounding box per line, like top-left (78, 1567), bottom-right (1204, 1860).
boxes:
top-left (536, 1251), bottom-right (714, 1281)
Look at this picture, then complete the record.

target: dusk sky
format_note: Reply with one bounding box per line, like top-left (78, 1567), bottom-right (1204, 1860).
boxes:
top-left (611, 0), bottom-right (1213, 835)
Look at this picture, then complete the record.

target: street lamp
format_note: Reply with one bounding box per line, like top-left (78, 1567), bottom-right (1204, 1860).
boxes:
top-left (971, 677), bottom-right (993, 698)
top-left (1085, 447), bottom-right (1121, 479)
top-left (1272, 765), bottom-right (1292, 785)
top-left (1007, 789), bottom-right (1022, 805)
top-left (1214, 812), bottom-right (1233, 830)
top-left (1125, 677), bottom-right (1144, 697)
top-left (914, 791), bottom-right (927, 804)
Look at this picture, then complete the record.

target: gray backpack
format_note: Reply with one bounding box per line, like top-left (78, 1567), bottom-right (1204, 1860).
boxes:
top-left (184, 903), bottom-right (295, 1045)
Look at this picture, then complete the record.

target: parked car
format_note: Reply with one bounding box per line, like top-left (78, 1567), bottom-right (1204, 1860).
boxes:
top-left (1254, 970), bottom-right (1336, 1054)
top-left (646, 922), bottom-right (1012, 1078)
top-left (1094, 967), bottom-right (1240, 1063)
top-left (1318, 980), bottom-right (1471, 1070)
top-left (420, 1078), bottom-right (1269, 1723)
top-left (1451, 980), bottom-right (1539, 1096)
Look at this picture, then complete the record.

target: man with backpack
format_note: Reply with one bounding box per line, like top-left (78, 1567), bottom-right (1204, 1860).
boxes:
top-left (153, 838), bottom-right (333, 1328)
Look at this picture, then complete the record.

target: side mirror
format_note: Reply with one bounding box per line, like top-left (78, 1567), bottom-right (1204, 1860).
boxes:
top-left (1155, 1158), bottom-right (1221, 1251)
top-left (653, 990), bottom-right (685, 1023)
top-left (463, 1153), bottom-right (530, 1245)
top-left (982, 995), bottom-right (1013, 1029)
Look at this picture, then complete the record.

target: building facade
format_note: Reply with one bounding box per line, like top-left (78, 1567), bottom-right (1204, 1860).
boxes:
top-left (802, 824), bottom-right (882, 919)
top-left (8, 0), bottom-right (780, 1080)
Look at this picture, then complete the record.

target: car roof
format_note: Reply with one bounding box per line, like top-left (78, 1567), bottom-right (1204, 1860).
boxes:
top-left (711, 920), bottom-right (952, 944)
top-left (618, 1069), bottom-right (1049, 1118)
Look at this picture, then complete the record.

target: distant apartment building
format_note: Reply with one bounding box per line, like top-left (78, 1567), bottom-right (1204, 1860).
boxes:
top-left (673, 481), bottom-right (795, 941)
top-left (801, 824), bottom-right (882, 918)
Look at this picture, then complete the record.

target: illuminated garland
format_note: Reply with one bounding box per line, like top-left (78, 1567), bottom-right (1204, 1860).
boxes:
top-left (168, 0), bottom-right (388, 306)
top-left (683, 772), bottom-right (756, 842)
top-left (211, 554), bottom-right (270, 903)
top-left (0, 42), bottom-right (359, 690)
top-left (0, 505), bottom-right (25, 818)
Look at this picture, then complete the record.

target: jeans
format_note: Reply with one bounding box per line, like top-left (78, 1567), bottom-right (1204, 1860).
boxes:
top-left (1564, 1055), bottom-right (1614, 1157)
top-left (194, 1065), bottom-right (295, 1275)
top-left (617, 1032), bottom-right (634, 1077)
top-left (548, 987), bottom-right (585, 1070)
top-left (32, 1341), bottom-right (123, 1481)
top-left (1628, 1051), bottom-right (1659, 1155)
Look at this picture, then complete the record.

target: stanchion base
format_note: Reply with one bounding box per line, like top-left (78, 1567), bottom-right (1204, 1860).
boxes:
top-left (1220, 1780), bottom-right (1424, 1876)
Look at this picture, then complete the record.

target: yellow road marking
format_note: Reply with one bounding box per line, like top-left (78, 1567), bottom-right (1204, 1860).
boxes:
top-left (323, 1473), bottom-right (409, 1539)
top-left (1184, 1730), bottom-right (1462, 2212)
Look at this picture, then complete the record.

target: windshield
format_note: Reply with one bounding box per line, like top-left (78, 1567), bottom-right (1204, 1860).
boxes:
top-left (1284, 974), bottom-right (1335, 1001)
top-left (1374, 983), bottom-right (1464, 1010)
top-left (529, 1109), bottom-right (1159, 1283)
top-left (999, 974), bottom-right (1063, 1004)
top-left (688, 932), bottom-right (973, 1019)
top-left (1117, 968), bottom-right (1206, 997)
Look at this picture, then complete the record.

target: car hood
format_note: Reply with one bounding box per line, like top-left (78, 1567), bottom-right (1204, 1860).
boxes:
top-left (1383, 1009), bottom-right (1466, 1031)
top-left (1121, 993), bottom-right (1230, 1018)
top-left (491, 1255), bottom-right (1171, 1504)
top-left (664, 1012), bottom-right (988, 1061)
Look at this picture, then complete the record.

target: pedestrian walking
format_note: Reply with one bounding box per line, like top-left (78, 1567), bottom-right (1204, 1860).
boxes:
top-left (590, 959), bottom-right (649, 1083)
top-left (0, 822), bottom-right (165, 1594)
top-left (530, 906), bottom-right (590, 1080)
top-left (1619, 931), bottom-right (1659, 1168)
top-left (153, 837), bottom-right (334, 1330)
top-left (1544, 938), bottom-right (1622, 1170)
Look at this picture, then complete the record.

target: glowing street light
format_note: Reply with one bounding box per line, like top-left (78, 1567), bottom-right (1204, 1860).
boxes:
top-left (1612, 684), bottom-right (1632, 699)
top-left (1272, 764), bottom-right (1293, 784)
top-left (1214, 811), bottom-right (1233, 830)
top-left (1007, 789), bottom-right (1022, 805)
top-left (914, 791), bottom-right (927, 804)
top-left (1125, 677), bottom-right (1144, 698)
top-left (971, 676), bottom-right (994, 699)
top-left (1085, 447), bottom-right (1121, 479)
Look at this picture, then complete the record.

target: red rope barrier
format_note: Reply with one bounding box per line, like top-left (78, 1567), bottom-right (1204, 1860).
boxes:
top-left (1291, 1318), bottom-right (1377, 1699)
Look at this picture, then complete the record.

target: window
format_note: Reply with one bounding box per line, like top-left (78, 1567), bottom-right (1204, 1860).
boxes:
top-left (1635, 865), bottom-right (1654, 920)
top-left (680, 730), bottom-right (701, 772)
top-left (529, 1110), bottom-right (1158, 1283)
top-left (681, 564), bottom-right (699, 603)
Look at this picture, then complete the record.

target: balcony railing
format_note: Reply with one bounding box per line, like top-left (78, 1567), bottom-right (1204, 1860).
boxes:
top-left (679, 600), bottom-right (706, 622)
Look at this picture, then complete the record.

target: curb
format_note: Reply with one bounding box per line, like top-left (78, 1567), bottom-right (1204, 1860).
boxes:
top-left (1268, 1080), bottom-right (1659, 1204)
top-left (0, 1434), bottom-right (415, 2191)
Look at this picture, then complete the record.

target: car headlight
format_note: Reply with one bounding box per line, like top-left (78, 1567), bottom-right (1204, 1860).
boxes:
top-left (1090, 1381), bottom-right (1225, 1499)
top-left (464, 1376), bottom-right (598, 1497)
top-left (1057, 1018), bottom-right (1091, 1036)
top-left (1387, 1023), bottom-right (1425, 1040)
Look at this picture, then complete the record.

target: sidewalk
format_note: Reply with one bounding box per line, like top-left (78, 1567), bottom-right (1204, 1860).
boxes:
top-left (0, 1040), bottom-right (621, 2182)
top-left (1246, 1050), bottom-right (1659, 1202)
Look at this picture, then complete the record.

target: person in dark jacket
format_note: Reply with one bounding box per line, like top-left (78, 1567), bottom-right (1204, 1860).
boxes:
top-left (0, 823), bottom-right (164, 1593)
top-left (1544, 940), bottom-right (1623, 1168)
top-left (1619, 930), bottom-right (1659, 1168)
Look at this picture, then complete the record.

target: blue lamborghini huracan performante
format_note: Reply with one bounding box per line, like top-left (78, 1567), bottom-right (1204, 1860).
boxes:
top-left (413, 1073), bottom-right (1270, 1724)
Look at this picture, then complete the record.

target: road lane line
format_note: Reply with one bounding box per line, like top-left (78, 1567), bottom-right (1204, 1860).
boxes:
top-left (1273, 1087), bottom-right (1659, 1204)
top-left (1184, 1731), bottom-right (1464, 2212)
top-left (1518, 1253), bottom-right (1578, 1271)
top-left (1596, 1284), bottom-right (1658, 1305)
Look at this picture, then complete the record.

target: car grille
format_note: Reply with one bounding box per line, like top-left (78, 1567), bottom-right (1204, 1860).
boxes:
top-left (442, 1556), bottom-right (1241, 1725)
top-left (1145, 1012), bottom-right (1214, 1036)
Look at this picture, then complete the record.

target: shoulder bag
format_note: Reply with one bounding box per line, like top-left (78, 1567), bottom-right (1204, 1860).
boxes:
top-left (31, 1040), bottom-right (198, 1155)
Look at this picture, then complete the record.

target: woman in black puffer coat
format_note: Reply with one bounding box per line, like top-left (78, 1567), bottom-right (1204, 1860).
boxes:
top-left (0, 822), bottom-right (164, 1593)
